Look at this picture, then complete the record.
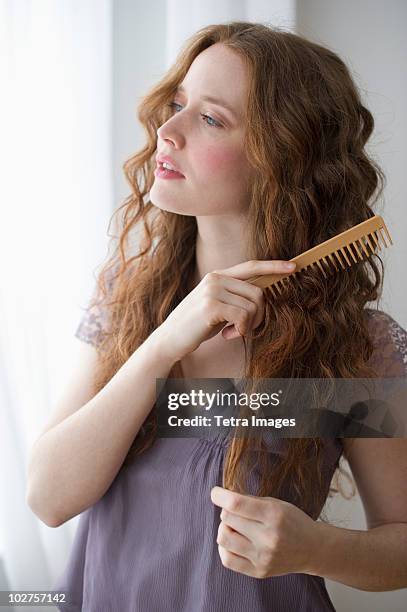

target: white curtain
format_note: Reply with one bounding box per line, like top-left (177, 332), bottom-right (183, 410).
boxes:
top-left (165, 0), bottom-right (295, 67)
top-left (0, 0), bottom-right (113, 604)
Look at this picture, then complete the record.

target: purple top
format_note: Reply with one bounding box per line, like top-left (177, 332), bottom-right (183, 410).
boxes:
top-left (52, 295), bottom-right (407, 611)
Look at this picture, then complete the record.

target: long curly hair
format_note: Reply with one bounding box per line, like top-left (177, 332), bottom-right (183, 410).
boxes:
top-left (90, 22), bottom-right (386, 521)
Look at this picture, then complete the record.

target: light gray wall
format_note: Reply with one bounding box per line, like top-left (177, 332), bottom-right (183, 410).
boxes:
top-left (113, 0), bottom-right (167, 208)
top-left (297, 0), bottom-right (407, 329)
top-left (297, 2), bottom-right (407, 610)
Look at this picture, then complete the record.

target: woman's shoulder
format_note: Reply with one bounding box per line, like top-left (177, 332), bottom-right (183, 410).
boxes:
top-left (364, 307), bottom-right (407, 346)
top-left (74, 263), bottom-right (119, 349)
top-left (364, 307), bottom-right (407, 376)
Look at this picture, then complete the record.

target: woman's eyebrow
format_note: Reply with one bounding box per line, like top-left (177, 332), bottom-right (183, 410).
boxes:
top-left (175, 84), bottom-right (240, 120)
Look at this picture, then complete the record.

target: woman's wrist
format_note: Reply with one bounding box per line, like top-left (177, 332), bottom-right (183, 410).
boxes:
top-left (144, 325), bottom-right (181, 368)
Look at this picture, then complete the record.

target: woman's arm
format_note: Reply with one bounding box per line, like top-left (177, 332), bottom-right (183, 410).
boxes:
top-left (308, 520), bottom-right (407, 591)
top-left (308, 437), bottom-right (407, 591)
top-left (26, 328), bottom-right (177, 527)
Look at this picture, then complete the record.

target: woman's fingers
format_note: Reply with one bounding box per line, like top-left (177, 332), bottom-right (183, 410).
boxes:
top-left (213, 260), bottom-right (296, 280)
top-left (206, 260), bottom-right (296, 340)
top-left (217, 288), bottom-right (264, 332)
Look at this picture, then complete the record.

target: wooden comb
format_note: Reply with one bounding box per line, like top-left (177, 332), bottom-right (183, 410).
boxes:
top-left (247, 215), bottom-right (393, 297)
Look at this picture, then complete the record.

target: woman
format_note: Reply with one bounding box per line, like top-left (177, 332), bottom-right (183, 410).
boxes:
top-left (27, 22), bottom-right (407, 611)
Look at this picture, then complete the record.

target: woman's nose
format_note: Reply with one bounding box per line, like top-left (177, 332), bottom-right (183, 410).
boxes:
top-left (157, 113), bottom-right (187, 145)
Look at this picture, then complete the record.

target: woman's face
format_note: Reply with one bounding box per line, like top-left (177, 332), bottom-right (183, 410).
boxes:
top-left (150, 43), bottom-right (253, 217)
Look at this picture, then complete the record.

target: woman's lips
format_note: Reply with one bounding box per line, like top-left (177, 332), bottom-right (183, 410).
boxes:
top-left (155, 163), bottom-right (186, 179)
top-left (155, 154), bottom-right (185, 177)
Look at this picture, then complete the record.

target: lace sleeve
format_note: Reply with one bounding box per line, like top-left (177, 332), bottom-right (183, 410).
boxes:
top-left (365, 309), bottom-right (407, 377)
top-left (74, 267), bottom-right (116, 349)
top-left (74, 303), bottom-right (109, 348)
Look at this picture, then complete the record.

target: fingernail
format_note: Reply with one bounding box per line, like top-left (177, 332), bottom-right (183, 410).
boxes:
top-left (285, 262), bottom-right (296, 269)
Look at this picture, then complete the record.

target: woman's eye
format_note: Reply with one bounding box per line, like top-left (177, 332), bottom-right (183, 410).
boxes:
top-left (166, 102), bottom-right (222, 128)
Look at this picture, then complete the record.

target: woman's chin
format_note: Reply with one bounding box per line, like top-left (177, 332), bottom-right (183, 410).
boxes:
top-left (150, 198), bottom-right (196, 216)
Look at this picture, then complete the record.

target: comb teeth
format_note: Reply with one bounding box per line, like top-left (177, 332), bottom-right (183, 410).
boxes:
top-left (248, 215), bottom-right (393, 296)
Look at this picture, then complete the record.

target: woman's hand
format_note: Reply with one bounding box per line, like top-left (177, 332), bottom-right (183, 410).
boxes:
top-left (210, 486), bottom-right (319, 579)
top-left (155, 259), bottom-right (296, 362)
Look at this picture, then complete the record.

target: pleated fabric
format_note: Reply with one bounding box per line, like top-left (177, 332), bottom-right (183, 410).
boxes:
top-left (52, 300), bottom-right (407, 611)
top-left (53, 433), bottom-right (341, 612)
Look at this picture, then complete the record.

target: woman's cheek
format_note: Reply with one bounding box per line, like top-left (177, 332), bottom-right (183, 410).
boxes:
top-left (198, 148), bottom-right (244, 178)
